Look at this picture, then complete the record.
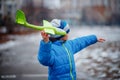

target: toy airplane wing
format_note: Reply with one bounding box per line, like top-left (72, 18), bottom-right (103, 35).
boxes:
top-left (44, 28), bottom-right (55, 35)
top-left (43, 20), bottom-right (53, 27)
top-left (43, 20), bottom-right (55, 35)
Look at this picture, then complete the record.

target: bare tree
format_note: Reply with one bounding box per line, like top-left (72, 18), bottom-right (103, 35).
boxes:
top-left (3, 13), bottom-right (14, 33)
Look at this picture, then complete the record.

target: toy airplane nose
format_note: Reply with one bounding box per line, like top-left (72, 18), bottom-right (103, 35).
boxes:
top-left (16, 10), bottom-right (66, 35)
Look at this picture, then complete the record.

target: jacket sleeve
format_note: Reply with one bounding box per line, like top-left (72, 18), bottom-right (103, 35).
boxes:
top-left (68, 35), bottom-right (97, 54)
top-left (38, 40), bottom-right (54, 66)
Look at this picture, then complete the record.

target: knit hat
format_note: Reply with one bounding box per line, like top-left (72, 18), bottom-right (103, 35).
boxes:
top-left (50, 19), bottom-right (70, 39)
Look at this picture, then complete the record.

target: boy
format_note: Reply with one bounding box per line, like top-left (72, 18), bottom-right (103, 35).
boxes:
top-left (38, 19), bottom-right (105, 80)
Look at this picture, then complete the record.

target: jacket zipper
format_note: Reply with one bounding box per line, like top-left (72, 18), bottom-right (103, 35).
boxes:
top-left (63, 44), bottom-right (74, 80)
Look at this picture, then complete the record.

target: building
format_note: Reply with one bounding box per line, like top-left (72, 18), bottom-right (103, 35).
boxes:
top-left (0, 0), bottom-right (23, 19)
top-left (1, 0), bottom-right (119, 26)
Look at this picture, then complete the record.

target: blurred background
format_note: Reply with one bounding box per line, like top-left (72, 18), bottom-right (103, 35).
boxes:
top-left (0, 0), bottom-right (120, 80)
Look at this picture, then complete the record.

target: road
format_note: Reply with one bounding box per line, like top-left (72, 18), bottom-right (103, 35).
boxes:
top-left (0, 26), bottom-right (120, 80)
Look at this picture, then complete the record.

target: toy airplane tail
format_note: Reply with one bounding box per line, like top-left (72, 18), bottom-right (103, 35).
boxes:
top-left (16, 10), bottom-right (66, 35)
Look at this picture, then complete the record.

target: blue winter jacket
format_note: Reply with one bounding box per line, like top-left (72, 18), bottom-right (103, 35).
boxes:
top-left (38, 35), bottom-right (97, 80)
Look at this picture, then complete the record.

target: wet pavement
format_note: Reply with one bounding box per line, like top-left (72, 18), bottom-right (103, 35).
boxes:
top-left (0, 26), bottom-right (120, 80)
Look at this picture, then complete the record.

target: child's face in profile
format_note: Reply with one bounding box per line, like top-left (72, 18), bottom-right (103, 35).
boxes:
top-left (61, 34), bottom-right (68, 41)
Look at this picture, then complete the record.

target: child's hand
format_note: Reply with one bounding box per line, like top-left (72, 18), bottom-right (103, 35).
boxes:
top-left (97, 38), bottom-right (105, 43)
top-left (40, 31), bottom-right (49, 43)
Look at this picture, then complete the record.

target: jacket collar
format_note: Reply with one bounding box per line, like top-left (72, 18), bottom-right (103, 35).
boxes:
top-left (53, 40), bottom-right (66, 46)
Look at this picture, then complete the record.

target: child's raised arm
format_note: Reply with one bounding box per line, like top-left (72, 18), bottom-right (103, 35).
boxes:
top-left (38, 31), bottom-right (54, 66)
top-left (68, 35), bottom-right (105, 54)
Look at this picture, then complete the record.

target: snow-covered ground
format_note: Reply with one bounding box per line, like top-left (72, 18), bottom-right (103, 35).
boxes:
top-left (0, 26), bottom-right (120, 80)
